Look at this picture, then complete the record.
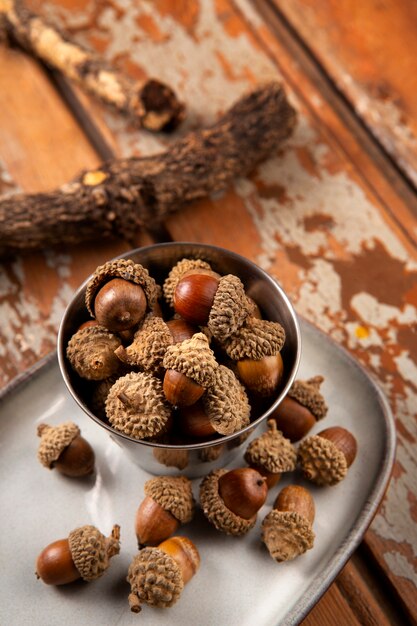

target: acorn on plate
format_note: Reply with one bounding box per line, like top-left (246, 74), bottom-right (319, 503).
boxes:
top-left (297, 426), bottom-right (357, 486)
top-left (270, 376), bottom-right (328, 441)
top-left (37, 422), bottom-right (95, 477)
top-left (244, 420), bottom-right (296, 488)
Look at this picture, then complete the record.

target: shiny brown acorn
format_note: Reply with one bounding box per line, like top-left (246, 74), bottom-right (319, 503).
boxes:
top-left (37, 423), bottom-right (95, 478)
top-left (298, 426), bottom-right (358, 486)
top-left (94, 278), bottom-right (147, 332)
top-left (218, 467), bottom-right (268, 520)
top-left (174, 272), bottom-right (221, 326)
top-left (237, 352), bottom-right (284, 397)
top-left (36, 524), bottom-right (120, 585)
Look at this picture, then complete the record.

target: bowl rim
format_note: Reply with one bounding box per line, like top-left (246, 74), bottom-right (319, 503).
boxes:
top-left (57, 242), bottom-right (301, 449)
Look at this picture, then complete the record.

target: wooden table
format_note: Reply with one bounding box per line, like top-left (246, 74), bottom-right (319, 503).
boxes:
top-left (1, 1), bottom-right (416, 624)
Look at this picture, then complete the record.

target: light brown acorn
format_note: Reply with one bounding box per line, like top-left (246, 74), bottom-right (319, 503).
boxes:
top-left (222, 317), bottom-right (285, 396)
top-left (36, 524), bottom-right (120, 585)
top-left (37, 422), bottom-right (95, 477)
top-left (262, 485), bottom-right (315, 561)
top-left (298, 426), bottom-right (358, 486)
top-left (270, 376), bottom-right (328, 441)
top-left (134, 476), bottom-right (195, 547)
top-left (127, 536), bottom-right (200, 613)
top-left (199, 467), bottom-right (267, 535)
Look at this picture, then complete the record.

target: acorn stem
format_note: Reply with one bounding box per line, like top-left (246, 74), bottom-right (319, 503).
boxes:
top-left (128, 592), bottom-right (142, 613)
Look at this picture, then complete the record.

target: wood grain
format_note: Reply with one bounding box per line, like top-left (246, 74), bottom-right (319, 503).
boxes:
top-left (271, 0), bottom-right (417, 189)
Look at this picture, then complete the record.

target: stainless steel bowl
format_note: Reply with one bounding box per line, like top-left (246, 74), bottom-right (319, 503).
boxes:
top-left (57, 242), bottom-right (301, 477)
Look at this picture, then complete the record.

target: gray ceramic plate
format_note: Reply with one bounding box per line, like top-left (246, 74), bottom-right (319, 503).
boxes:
top-left (0, 320), bottom-right (395, 626)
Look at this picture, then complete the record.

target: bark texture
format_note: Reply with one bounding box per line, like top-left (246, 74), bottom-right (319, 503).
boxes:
top-left (0, 82), bottom-right (297, 256)
top-left (1, 0), bottom-right (184, 130)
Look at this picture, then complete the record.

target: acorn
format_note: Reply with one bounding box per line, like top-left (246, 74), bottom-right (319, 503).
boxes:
top-left (66, 325), bottom-right (122, 380)
top-left (270, 376), bottom-right (328, 441)
top-left (163, 258), bottom-right (214, 307)
top-left (298, 426), bottom-right (357, 486)
top-left (127, 536), bottom-right (200, 613)
top-left (37, 422), bottom-right (95, 477)
top-left (105, 371), bottom-right (172, 440)
top-left (244, 420), bottom-right (297, 488)
top-left (199, 467), bottom-right (267, 535)
top-left (115, 314), bottom-right (174, 375)
top-left (162, 333), bottom-right (218, 407)
top-left (165, 318), bottom-right (198, 343)
top-left (262, 485), bottom-right (315, 561)
top-left (36, 524), bottom-right (120, 585)
top-left (135, 476), bottom-right (195, 547)
top-left (85, 259), bottom-right (158, 332)
top-left (222, 317), bottom-right (285, 396)
top-left (179, 364), bottom-right (250, 438)
top-left (174, 272), bottom-right (251, 343)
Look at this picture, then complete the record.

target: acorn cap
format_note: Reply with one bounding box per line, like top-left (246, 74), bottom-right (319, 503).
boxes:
top-left (163, 333), bottom-right (218, 388)
top-left (68, 524), bottom-right (121, 581)
top-left (244, 420), bottom-right (297, 474)
top-left (222, 317), bottom-right (285, 360)
top-left (163, 258), bottom-right (212, 307)
top-left (105, 372), bottom-right (171, 440)
top-left (207, 275), bottom-right (250, 342)
top-left (153, 447), bottom-right (189, 470)
top-left (199, 469), bottom-right (257, 536)
top-left (85, 259), bottom-right (158, 316)
top-left (115, 315), bottom-right (173, 375)
top-left (66, 325), bottom-right (122, 380)
top-left (144, 476), bottom-right (195, 524)
top-left (262, 510), bottom-right (315, 561)
top-left (202, 365), bottom-right (250, 435)
top-left (288, 376), bottom-right (328, 420)
top-left (37, 422), bottom-right (80, 469)
top-left (127, 547), bottom-right (183, 612)
top-left (297, 435), bottom-right (347, 486)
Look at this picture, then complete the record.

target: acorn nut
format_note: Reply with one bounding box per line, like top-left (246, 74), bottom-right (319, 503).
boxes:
top-left (162, 333), bottom-right (218, 407)
top-left (37, 422), bottom-right (95, 477)
top-left (85, 259), bottom-right (158, 332)
top-left (222, 317), bottom-right (285, 396)
top-left (244, 420), bottom-right (297, 488)
top-left (66, 325), bottom-right (122, 381)
top-left (36, 524), bottom-right (120, 585)
top-left (163, 258), bottom-right (213, 308)
top-left (135, 476), bottom-right (195, 547)
top-left (270, 376), bottom-right (328, 441)
top-left (199, 467), bottom-right (267, 535)
top-left (298, 426), bottom-right (357, 486)
top-left (127, 536), bottom-right (200, 613)
top-left (262, 485), bottom-right (315, 561)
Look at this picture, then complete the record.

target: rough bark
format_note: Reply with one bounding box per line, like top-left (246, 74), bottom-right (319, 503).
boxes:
top-left (0, 0), bottom-right (184, 131)
top-left (0, 82), bottom-right (297, 256)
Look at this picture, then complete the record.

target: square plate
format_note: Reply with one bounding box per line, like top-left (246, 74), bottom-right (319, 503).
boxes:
top-left (0, 320), bottom-right (395, 625)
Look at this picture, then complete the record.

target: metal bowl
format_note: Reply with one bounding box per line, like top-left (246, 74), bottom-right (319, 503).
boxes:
top-left (57, 242), bottom-right (301, 477)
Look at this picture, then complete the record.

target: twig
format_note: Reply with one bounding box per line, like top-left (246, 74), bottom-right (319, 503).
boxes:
top-left (0, 0), bottom-right (184, 130)
top-left (0, 82), bottom-right (297, 256)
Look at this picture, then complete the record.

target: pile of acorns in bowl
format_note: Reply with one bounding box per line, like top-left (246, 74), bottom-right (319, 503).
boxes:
top-left (65, 257), bottom-right (288, 443)
top-left (33, 256), bottom-right (358, 615)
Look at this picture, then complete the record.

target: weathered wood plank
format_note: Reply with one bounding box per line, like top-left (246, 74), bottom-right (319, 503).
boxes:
top-left (270, 0), bottom-right (417, 189)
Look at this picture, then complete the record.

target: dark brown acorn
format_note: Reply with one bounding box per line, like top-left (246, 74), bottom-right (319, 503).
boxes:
top-left (218, 467), bottom-right (268, 519)
top-left (173, 273), bottom-right (220, 325)
top-left (37, 423), bottom-right (95, 477)
top-left (94, 278), bottom-right (147, 332)
top-left (163, 369), bottom-right (205, 407)
top-left (178, 402), bottom-right (216, 438)
top-left (166, 318), bottom-right (198, 343)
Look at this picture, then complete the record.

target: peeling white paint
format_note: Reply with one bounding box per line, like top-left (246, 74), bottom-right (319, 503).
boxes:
top-left (382, 551), bottom-right (417, 586)
top-left (351, 293), bottom-right (417, 328)
top-left (394, 352), bottom-right (417, 389)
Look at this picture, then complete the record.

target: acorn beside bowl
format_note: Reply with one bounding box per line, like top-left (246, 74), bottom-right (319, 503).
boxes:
top-left (57, 242), bottom-right (301, 478)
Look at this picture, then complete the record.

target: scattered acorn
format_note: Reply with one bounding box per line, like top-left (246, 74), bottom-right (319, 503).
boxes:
top-left (36, 524), bottom-right (120, 585)
top-left (37, 422), bottom-right (95, 477)
top-left (244, 420), bottom-right (297, 488)
top-left (199, 467), bottom-right (267, 535)
top-left (222, 317), bottom-right (285, 396)
top-left (85, 259), bottom-right (158, 332)
top-left (135, 476), bottom-right (195, 547)
top-left (127, 536), bottom-right (200, 613)
top-left (270, 376), bottom-right (328, 441)
top-left (262, 485), bottom-right (315, 561)
top-left (298, 426), bottom-right (358, 486)
top-left (162, 333), bottom-right (218, 406)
